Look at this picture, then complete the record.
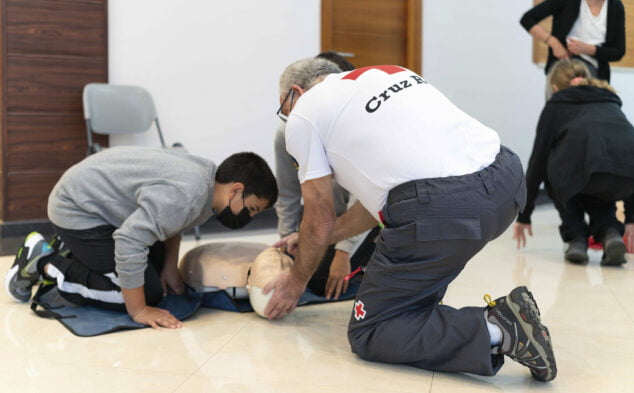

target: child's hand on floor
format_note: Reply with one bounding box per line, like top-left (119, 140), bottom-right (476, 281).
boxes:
top-left (132, 306), bottom-right (182, 329)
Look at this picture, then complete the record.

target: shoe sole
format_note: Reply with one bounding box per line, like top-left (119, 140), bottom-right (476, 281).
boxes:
top-left (565, 250), bottom-right (588, 264)
top-left (602, 238), bottom-right (626, 266)
top-left (3, 265), bottom-right (28, 303)
top-left (507, 287), bottom-right (557, 381)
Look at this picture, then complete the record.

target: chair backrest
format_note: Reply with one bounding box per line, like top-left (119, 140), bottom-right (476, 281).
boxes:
top-left (83, 83), bottom-right (159, 135)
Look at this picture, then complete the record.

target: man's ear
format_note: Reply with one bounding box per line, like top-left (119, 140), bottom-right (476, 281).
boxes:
top-left (290, 84), bottom-right (305, 97)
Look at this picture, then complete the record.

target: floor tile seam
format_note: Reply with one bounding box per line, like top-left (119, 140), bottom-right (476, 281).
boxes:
top-left (171, 320), bottom-right (253, 392)
top-left (605, 281), bottom-right (634, 324)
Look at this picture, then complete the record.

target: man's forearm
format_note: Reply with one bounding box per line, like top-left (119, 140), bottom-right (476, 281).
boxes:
top-left (331, 201), bottom-right (378, 245)
top-left (293, 218), bottom-right (334, 283)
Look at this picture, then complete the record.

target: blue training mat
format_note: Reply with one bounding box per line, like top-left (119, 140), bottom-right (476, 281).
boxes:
top-left (31, 276), bottom-right (362, 337)
top-left (31, 285), bottom-right (203, 337)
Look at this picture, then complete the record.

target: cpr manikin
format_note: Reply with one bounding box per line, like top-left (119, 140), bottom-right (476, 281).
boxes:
top-left (179, 242), bottom-right (293, 318)
top-left (246, 247), bottom-right (294, 317)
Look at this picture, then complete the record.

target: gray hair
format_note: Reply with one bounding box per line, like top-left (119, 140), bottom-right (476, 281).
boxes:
top-left (279, 58), bottom-right (342, 95)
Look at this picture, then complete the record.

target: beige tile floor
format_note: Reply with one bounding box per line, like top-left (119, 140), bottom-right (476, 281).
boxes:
top-left (1, 205), bottom-right (633, 393)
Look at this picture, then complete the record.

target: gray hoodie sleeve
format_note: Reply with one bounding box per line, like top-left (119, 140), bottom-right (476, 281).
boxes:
top-left (113, 184), bottom-right (198, 288)
top-left (274, 123), bottom-right (302, 237)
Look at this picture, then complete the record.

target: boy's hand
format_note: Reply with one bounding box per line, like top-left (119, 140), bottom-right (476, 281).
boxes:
top-left (325, 251), bottom-right (351, 300)
top-left (160, 265), bottom-right (185, 295)
top-left (132, 306), bottom-right (182, 329)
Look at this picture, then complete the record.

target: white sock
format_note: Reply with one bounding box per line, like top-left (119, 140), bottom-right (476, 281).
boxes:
top-left (485, 311), bottom-right (502, 346)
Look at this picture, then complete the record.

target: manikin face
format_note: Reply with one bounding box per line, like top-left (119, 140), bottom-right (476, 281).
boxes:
top-left (247, 247), bottom-right (294, 318)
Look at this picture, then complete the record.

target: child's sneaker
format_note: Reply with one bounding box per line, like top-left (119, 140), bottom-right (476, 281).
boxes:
top-left (4, 232), bottom-right (54, 303)
top-left (485, 286), bottom-right (557, 382)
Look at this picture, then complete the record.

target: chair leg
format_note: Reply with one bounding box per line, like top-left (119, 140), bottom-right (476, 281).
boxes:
top-left (194, 225), bottom-right (201, 241)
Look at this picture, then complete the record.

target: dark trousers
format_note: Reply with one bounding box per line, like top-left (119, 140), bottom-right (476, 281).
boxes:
top-left (347, 146), bottom-right (526, 376)
top-left (554, 195), bottom-right (624, 242)
top-left (45, 224), bottom-right (165, 311)
top-left (307, 227), bottom-right (379, 296)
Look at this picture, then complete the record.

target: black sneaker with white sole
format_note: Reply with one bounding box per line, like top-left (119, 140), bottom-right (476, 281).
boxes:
top-left (4, 232), bottom-right (55, 303)
top-left (485, 286), bottom-right (557, 382)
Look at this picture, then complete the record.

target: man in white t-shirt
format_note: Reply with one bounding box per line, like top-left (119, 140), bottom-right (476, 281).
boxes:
top-left (266, 58), bottom-right (557, 381)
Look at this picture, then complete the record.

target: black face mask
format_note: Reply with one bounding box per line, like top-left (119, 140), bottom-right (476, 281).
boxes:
top-left (216, 205), bottom-right (253, 229)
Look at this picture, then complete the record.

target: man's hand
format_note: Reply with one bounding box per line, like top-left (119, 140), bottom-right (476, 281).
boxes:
top-left (131, 306), bottom-right (182, 329)
top-left (262, 271), bottom-right (305, 320)
top-left (273, 232), bottom-right (300, 256)
top-left (624, 223), bottom-right (634, 254)
top-left (325, 251), bottom-right (351, 300)
top-left (160, 264), bottom-right (185, 295)
top-left (513, 223), bottom-right (533, 249)
top-left (567, 38), bottom-right (595, 56)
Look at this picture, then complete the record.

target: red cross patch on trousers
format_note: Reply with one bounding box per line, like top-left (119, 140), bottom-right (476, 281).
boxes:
top-left (354, 300), bottom-right (366, 321)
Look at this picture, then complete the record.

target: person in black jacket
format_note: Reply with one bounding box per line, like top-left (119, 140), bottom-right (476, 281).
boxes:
top-left (513, 59), bottom-right (634, 265)
top-left (520, 0), bottom-right (625, 84)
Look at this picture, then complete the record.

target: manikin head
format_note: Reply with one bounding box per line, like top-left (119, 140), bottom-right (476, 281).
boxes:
top-left (247, 247), bottom-right (294, 318)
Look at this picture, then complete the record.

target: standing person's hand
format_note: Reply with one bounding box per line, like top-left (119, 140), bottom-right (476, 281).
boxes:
top-left (513, 223), bottom-right (533, 249)
top-left (550, 37), bottom-right (571, 59)
top-left (132, 306), bottom-right (182, 329)
top-left (160, 264), bottom-right (185, 295)
top-left (624, 223), bottom-right (634, 254)
top-left (262, 271), bottom-right (305, 320)
top-left (567, 38), bottom-right (595, 56)
top-left (325, 251), bottom-right (351, 300)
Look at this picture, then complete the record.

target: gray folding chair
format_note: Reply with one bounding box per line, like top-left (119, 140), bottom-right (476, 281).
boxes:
top-left (83, 83), bottom-right (166, 154)
top-left (82, 83), bottom-right (201, 240)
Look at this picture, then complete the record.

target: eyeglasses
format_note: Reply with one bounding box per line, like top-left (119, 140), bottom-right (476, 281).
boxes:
top-left (276, 88), bottom-right (295, 123)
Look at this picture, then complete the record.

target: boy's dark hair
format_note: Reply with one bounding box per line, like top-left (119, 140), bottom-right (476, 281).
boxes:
top-left (316, 51), bottom-right (355, 71)
top-left (215, 152), bottom-right (278, 208)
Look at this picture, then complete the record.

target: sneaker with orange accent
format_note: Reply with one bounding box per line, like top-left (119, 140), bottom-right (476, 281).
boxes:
top-left (485, 286), bottom-right (557, 382)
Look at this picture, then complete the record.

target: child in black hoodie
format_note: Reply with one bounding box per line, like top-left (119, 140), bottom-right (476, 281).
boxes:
top-left (513, 59), bottom-right (634, 265)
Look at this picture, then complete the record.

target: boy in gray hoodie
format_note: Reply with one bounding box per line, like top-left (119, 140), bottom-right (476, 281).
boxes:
top-left (4, 146), bottom-right (277, 329)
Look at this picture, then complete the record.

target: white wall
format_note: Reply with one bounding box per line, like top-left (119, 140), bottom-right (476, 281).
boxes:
top-left (109, 1), bottom-right (634, 170)
top-left (108, 0), bottom-right (320, 166)
top-left (423, 0), bottom-right (634, 169)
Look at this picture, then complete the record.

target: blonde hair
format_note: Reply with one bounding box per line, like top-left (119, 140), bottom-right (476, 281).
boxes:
top-left (548, 59), bottom-right (615, 93)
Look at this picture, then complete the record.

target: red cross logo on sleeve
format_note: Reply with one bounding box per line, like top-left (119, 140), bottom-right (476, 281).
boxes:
top-left (354, 300), bottom-right (366, 321)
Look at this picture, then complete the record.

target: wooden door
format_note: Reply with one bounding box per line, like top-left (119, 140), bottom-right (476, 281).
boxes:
top-left (321, 0), bottom-right (422, 74)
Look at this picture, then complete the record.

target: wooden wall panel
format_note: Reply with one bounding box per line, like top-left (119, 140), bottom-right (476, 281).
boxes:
top-left (6, 172), bottom-right (63, 220)
top-left (1, 0), bottom-right (108, 222)
top-left (6, 115), bottom-right (106, 172)
top-left (6, 55), bottom-right (106, 113)
top-left (6, 0), bottom-right (106, 58)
